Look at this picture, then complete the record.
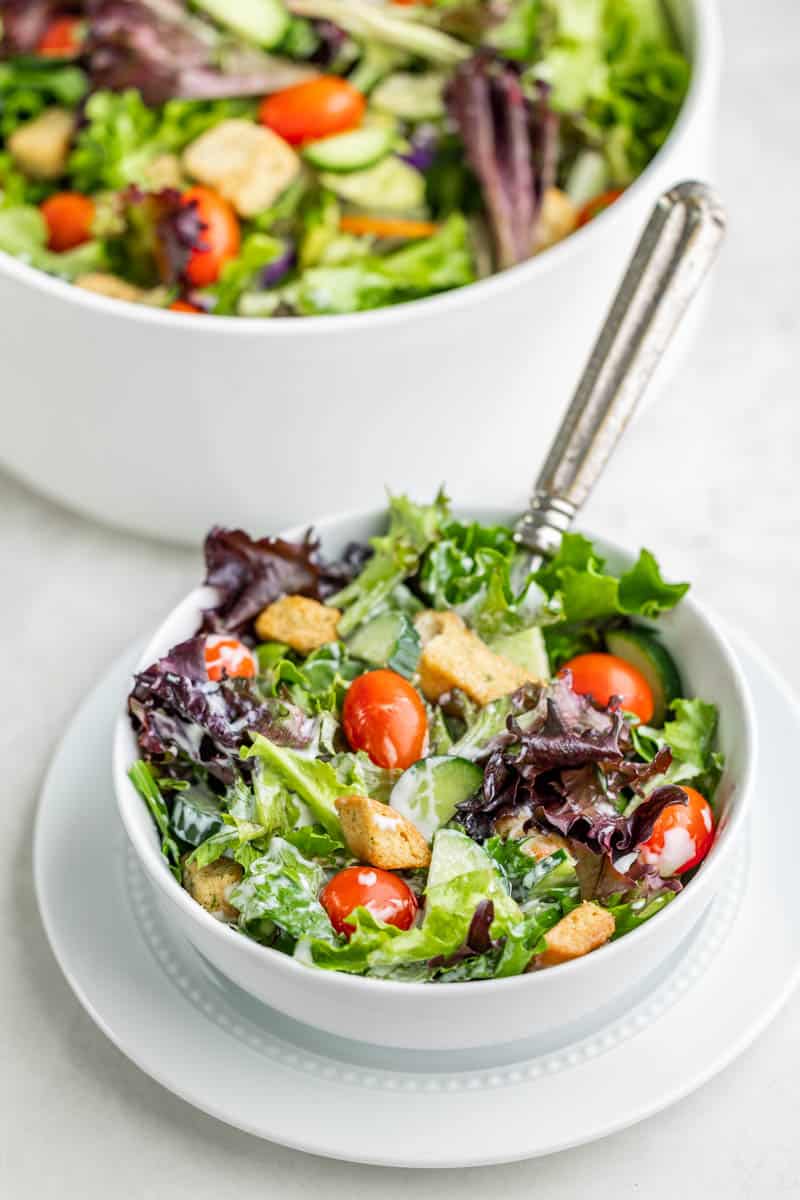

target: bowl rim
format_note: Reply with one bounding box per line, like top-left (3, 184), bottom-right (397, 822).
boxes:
top-left (0, 0), bottom-right (720, 337)
top-left (113, 504), bottom-right (757, 999)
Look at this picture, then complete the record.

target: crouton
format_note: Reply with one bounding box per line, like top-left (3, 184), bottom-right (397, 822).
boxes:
top-left (538, 901), bottom-right (615, 967)
top-left (533, 187), bottom-right (579, 253)
top-left (8, 107), bottom-right (75, 180)
top-left (143, 152), bottom-right (184, 190)
top-left (183, 855), bottom-right (244, 921)
top-left (521, 830), bottom-right (571, 861)
top-left (255, 594), bottom-right (341, 654)
top-left (182, 119), bottom-right (301, 218)
top-left (336, 795), bottom-right (431, 870)
top-left (414, 609), bottom-right (535, 706)
top-left (75, 273), bottom-right (146, 303)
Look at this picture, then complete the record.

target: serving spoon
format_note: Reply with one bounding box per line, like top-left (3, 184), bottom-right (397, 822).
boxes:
top-left (515, 181), bottom-right (726, 569)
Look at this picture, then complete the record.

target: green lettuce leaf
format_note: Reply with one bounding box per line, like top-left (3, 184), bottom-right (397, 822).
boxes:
top-left (207, 232), bottom-right (284, 315)
top-left (261, 641), bottom-right (365, 714)
top-left (283, 215), bottom-right (474, 315)
top-left (242, 733), bottom-right (349, 837)
top-left (128, 761), bottom-right (182, 879)
top-left (608, 890), bottom-right (675, 939)
top-left (0, 205), bottom-right (106, 278)
top-left (332, 489), bottom-right (451, 636)
top-left (633, 697), bottom-right (724, 799)
top-left (0, 59), bottom-right (88, 139)
top-left (68, 90), bottom-right (255, 191)
top-left (230, 838), bottom-right (336, 942)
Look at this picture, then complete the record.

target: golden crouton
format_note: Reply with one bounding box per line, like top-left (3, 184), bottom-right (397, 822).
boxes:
top-left (533, 186), bottom-right (579, 253)
top-left (75, 273), bottom-right (147, 303)
top-left (336, 795), bottom-right (431, 870)
top-left (255, 594), bottom-right (341, 654)
top-left (520, 830), bottom-right (571, 861)
top-left (538, 901), bottom-right (615, 967)
top-left (8, 107), bottom-right (75, 179)
top-left (183, 855), bottom-right (244, 921)
top-left (182, 119), bottom-right (301, 217)
top-left (414, 610), bottom-right (534, 706)
top-left (143, 152), bottom-right (184, 190)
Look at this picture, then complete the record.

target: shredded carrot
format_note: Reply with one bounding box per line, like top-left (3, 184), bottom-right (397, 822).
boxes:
top-left (339, 215), bottom-right (439, 240)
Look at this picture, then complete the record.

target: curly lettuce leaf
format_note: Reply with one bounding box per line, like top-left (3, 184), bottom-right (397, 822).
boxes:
top-left (0, 58), bottom-right (88, 139)
top-left (632, 697), bottom-right (724, 800)
top-left (68, 90), bottom-right (256, 192)
top-left (536, 0), bottom-right (690, 182)
top-left (608, 889), bottom-right (675, 939)
top-left (535, 533), bottom-right (688, 668)
top-left (332, 489), bottom-right (451, 636)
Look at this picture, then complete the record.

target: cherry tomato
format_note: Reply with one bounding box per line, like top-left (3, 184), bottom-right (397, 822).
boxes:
top-left (561, 653), bottom-right (655, 723)
top-left (321, 866), bottom-right (418, 938)
top-left (639, 786), bottom-right (715, 876)
top-left (169, 300), bottom-right (202, 314)
top-left (259, 77), bottom-right (365, 146)
top-left (577, 188), bottom-right (625, 228)
top-left (204, 636), bottom-right (256, 682)
top-left (181, 186), bottom-right (240, 287)
top-left (37, 16), bottom-right (83, 57)
top-left (342, 670), bottom-right (428, 770)
top-left (40, 192), bottom-right (95, 252)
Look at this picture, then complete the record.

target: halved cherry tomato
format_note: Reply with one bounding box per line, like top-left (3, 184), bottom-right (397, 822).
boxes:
top-left (40, 192), bottom-right (95, 252)
top-left (561, 652), bottom-right (654, 723)
top-left (259, 77), bottom-right (365, 146)
top-left (204, 636), bottom-right (256, 682)
top-left (338, 215), bottom-right (439, 240)
top-left (182, 186), bottom-right (240, 287)
top-left (639, 786), bottom-right (715, 876)
top-left (169, 299), bottom-right (202, 314)
top-left (37, 16), bottom-right (84, 57)
top-left (321, 865), bottom-right (418, 937)
top-left (577, 188), bottom-right (624, 228)
top-left (342, 669), bottom-right (427, 770)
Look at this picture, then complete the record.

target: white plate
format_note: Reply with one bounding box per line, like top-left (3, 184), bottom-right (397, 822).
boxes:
top-left (34, 631), bottom-right (800, 1168)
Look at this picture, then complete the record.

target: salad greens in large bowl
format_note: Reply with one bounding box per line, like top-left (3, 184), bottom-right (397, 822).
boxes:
top-left (114, 491), bottom-right (754, 1048)
top-left (0, 0), bottom-right (691, 316)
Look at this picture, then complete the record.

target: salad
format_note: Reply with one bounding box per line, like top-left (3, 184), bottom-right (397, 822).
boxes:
top-left (0, 0), bottom-right (689, 316)
top-left (127, 492), bottom-right (724, 982)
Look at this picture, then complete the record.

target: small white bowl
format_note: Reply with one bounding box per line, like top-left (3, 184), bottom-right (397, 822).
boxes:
top-left (113, 505), bottom-right (756, 1051)
top-left (0, 0), bottom-right (720, 544)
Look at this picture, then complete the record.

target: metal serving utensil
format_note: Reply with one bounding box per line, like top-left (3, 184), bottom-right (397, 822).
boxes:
top-left (515, 181), bottom-right (726, 568)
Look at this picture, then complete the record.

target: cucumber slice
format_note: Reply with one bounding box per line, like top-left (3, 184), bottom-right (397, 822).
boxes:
top-left (303, 126), bottom-right (394, 173)
top-left (606, 628), bottom-right (683, 726)
top-left (565, 149), bottom-right (609, 207)
top-left (194, 0), bottom-right (289, 48)
top-left (346, 611), bottom-right (421, 679)
top-left (320, 156), bottom-right (426, 210)
top-left (371, 71), bottom-right (446, 121)
top-left (390, 756), bottom-right (482, 843)
top-left (489, 626), bottom-right (549, 679)
top-left (426, 828), bottom-right (493, 889)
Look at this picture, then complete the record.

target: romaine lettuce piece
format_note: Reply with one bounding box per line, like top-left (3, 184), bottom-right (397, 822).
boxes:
top-left (230, 838), bottom-right (336, 941)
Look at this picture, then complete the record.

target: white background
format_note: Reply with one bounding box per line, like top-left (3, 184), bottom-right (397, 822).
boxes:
top-left (2, 2), bottom-right (799, 1194)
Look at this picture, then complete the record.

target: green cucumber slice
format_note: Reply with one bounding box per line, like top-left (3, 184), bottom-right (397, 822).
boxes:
top-left (390, 756), bottom-right (482, 843)
top-left (346, 611), bottom-right (421, 679)
top-left (426, 828), bottom-right (493, 889)
top-left (371, 71), bottom-right (447, 121)
top-left (194, 0), bottom-right (290, 48)
top-left (489, 626), bottom-right (549, 679)
top-left (319, 155), bottom-right (425, 210)
top-left (605, 627), bottom-right (683, 726)
top-left (303, 126), bottom-right (394, 173)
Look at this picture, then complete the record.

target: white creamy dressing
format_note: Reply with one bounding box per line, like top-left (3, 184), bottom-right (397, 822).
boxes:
top-left (655, 826), bottom-right (696, 877)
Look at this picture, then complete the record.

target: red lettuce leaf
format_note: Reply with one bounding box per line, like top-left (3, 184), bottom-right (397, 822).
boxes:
top-left (457, 675), bottom-right (687, 858)
top-left (128, 635), bottom-right (314, 784)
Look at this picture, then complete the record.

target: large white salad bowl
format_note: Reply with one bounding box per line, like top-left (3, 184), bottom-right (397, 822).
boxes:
top-left (113, 504), bottom-right (755, 1051)
top-left (0, 0), bottom-right (719, 544)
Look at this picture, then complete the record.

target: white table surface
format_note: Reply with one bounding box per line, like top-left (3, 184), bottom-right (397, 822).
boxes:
top-left (3, 3), bottom-right (799, 1194)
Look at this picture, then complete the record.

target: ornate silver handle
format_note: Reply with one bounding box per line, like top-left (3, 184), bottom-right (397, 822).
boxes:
top-left (515, 181), bottom-right (726, 561)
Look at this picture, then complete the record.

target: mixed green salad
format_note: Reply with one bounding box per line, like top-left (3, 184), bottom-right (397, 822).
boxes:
top-left (128, 492), bottom-right (724, 982)
top-left (0, 0), bottom-right (689, 315)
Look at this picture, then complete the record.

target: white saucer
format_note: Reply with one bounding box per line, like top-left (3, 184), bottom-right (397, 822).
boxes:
top-left (34, 632), bottom-right (800, 1168)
